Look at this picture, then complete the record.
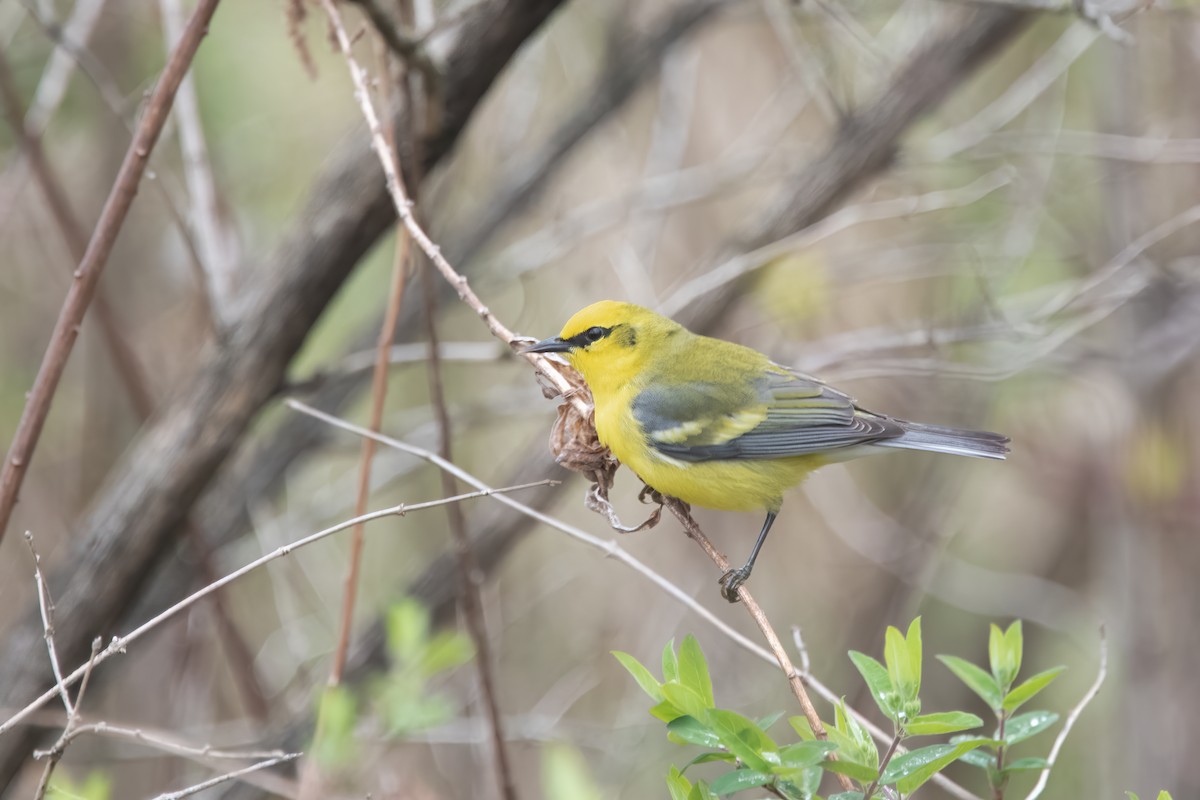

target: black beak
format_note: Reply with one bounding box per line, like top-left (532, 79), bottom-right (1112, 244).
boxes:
top-left (524, 337), bottom-right (574, 354)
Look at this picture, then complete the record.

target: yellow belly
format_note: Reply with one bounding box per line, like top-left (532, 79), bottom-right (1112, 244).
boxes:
top-left (594, 395), bottom-right (821, 513)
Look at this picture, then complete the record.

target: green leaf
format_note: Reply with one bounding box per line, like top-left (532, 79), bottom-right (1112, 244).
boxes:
top-left (848, 651), bottom-right (898, 721)
top-left (682, 752), bottom-right (738, 771)
top-left (311, 685), bottom-right (358, 767)
top-left (385, 599), bottom-right (431, 663)
top-left (663, 639), bottom-right (679, 683)
top-left (788, 716), bottom-right (816, 741)
top-left (651, 700), bottom-right (685, 723)
top-left (1157, 793), bottom-right (1175, 800)
top-left (835, 700), bottom-right (878, 769)
top-left (419, 632), bottom-right (474, 677)
top-left (668, 716), bottom-right (722, 748)
top-left (1004, 621), bottom-right (1024, 687)
top-left (709, 769), bottom-right (772, 795)
top-left (881, 618), bottom-right (922, 704)
top-left (613, 651), bottom-right (664, 703)
top-left (663, 683), bottom-right (711, 722)
top-left (678, 635), bottom-right (715, 707)
top-left (957, 744), bottom-right (995, 769)
top-left (1004, 711), bottom-right (1059, 745)
top-left (756, 711), bottom-right (785, 732)
top-left (881, 738), bottom-right (995, 794)
top-left (905, 711), bottom-right (983, 736)
top-left (937, 655), bottom-right (1002, 708)
top-left (668, 766), bottom-right (693, 800)
top-left (705, 709), bottom-right (776, 773)
top-left (989, 621), bottom-right (1022, 691)
top-left (1002, 666), bottom-right (1066, 713)
top-left (779, 741), bottom-right (837, 769)
top-left (541, 743), bottom-right (603, 800)
top-left (1003, 756), bottom-right (1049, 773)
top-left (690, 781), bottom-right (718, 800)
top-left (821, 757), bottom-right (878, 783)
top-left (828, 794), bottom-right (865, 800)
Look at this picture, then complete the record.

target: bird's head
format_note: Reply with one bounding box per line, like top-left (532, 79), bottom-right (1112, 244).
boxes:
top-left (525, 301), bottom-right (684, 395)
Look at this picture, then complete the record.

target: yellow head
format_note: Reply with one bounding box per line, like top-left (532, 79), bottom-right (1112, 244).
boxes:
top-left (525, 301), bottom-right (685, 396)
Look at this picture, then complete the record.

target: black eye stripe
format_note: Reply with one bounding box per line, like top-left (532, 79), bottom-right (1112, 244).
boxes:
top-left (567, 326), bottom-right (613, 348)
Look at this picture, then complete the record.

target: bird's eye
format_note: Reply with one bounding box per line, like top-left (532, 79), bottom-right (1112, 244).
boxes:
top-left (585, 326), bottom-right (607, 343)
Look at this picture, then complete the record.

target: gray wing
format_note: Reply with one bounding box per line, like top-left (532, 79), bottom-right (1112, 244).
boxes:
top-left (632, 368), bottom-right (903, 463)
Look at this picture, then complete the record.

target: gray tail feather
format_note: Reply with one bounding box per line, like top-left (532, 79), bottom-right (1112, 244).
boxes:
top-left (877, 420), bottom-right (1010, 460)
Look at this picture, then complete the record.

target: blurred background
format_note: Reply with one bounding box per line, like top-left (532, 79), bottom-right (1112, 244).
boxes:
top-left (0, 0), bottom-right (1196, 797)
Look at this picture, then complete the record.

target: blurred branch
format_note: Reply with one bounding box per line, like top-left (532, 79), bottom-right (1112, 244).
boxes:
top-left (0, 0), bottom-right (568, 787)
top-left (159, 0), bottom-right (241, 328)
top-left (924, 21), bottom-right (1100, 159)
top-left (0, 0), bottom-right (224, 544)
top-left (948, 0), bottom-right (1135, 42)
top-left (1024, 628), bottom-right (1108, 800)
top-left (150, 752), bottom-right (301, 800)
top-left (452, 0), bottom-right (732, 262)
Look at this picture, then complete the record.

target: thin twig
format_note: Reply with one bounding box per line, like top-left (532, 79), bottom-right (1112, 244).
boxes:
top-left (662, 501), bottom-right (856, 794)
top-left (1024, 627), bottom-right (1107, 800)
top-left (0, 481), bottom-right (552, 737)
top-left (150, 752), bottom-right (301, 800)
top-left (32, 636), bottom-right (100, 800)
top-left (0, 0), bottom-right (224, 545)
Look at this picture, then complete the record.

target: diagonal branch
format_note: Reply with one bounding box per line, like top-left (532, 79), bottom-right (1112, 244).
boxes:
top-left (0, 0), bottom-right (225, 544)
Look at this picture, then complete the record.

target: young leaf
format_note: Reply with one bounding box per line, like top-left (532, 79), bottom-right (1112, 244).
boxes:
top-left (937, 655), bottom-right (1002, 708)
top-left (663, 638), bottom-right (679, 683)
top-left (668, 766), bottom-right (693, 800)
top-left (884, 627), bottom-right (913, 703)
top-left (668, 716), bottom-right (722, 748)
top-left (691, 781), bottom-right (718, 800)
top-left (756, 711), bottom-right (785, 732)
top-left (905, 617), bottom-right (923, 697)
top-left (678, 635), bottom-right (716, 707)
top-left (682, 752), bottom-right (737, 771)
top-left (821, 757), bottom-right (879, 783)
top-left (788, 716), bottom-right (816, 741)
top-left (836, 699), bottom-right (879, 769)
top-left (1003, 621), bottom-right (1024, 687)
top-left (613, 651), bottom-right (664, 703)
top-left (881, 738), bottom-right (996, 794)
top-left (704, 709), bottom-right (776, 773)
top-left (709, 769), bottom-right (772, 795)
top-left (848, 651), bottom-right (898, 721)
top-left (419, 632), bottom-right (474, 677)
top-left (651, 700), bottom-right (685, 723)
top-left (1004, 710), bottom-right (1059, 745)
top-left (989, 622), bottom-right (1021, 691)
top-left (779, 741), bottom-right (838, 769)
top-left (386, 599), bottom-right (431, 663)
top-left (1002, 666), bottom-right (1066, 713)
top-left (905, 711), bottom-right (983, 736)
top-left (662, 683), bottom-right (710, 722)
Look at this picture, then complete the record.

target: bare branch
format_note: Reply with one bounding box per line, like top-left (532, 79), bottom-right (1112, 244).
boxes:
top-left (150, 752), bottom-right (302, 800)
top-left (0, 0), bottom-right (225, 544)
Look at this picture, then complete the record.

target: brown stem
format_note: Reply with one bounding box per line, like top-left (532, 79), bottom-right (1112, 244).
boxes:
top-left (0, 0), bottom-right (225, 544)
top-left (993, 710), bottom-right (1008, 800)
top-left (863, 732), bottom-right (903, 800)
top-left (663, 500), bottom-right (856, 794)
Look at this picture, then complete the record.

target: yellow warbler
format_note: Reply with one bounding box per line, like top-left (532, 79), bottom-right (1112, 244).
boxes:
top-left (528, 301), bottom-right (1008, 601)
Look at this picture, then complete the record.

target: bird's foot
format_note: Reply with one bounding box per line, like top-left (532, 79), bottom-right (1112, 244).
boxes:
top-left (719, 567), bottom-right (751, 603)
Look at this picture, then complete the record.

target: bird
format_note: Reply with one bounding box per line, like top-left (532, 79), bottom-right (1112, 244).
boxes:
top-left (526, 300), bottom-right (1009, 602)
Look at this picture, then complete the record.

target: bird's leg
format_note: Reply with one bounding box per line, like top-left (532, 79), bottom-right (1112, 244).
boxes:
top-left (719, 511), bottom-right (777, 603)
